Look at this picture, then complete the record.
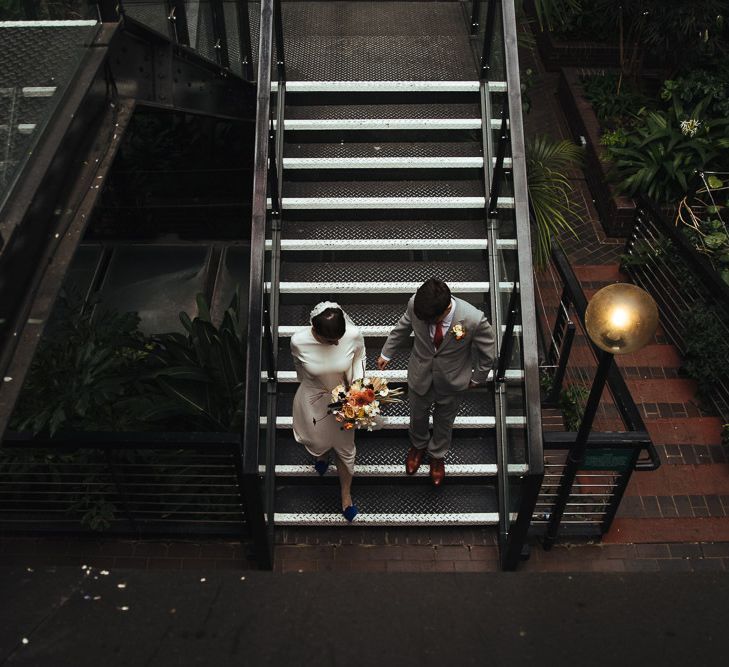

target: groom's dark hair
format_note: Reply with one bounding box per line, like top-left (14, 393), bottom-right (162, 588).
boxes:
top-left (414, 279), bottom-right (451, 322)
top-left (312, 307), bottom-right (346, 340)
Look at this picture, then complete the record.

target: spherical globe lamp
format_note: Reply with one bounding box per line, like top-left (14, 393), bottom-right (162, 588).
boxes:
top-left (584, 283), bottom-right (659, 355)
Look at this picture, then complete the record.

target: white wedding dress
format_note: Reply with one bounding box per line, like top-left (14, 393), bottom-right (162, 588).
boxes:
top-left (290, 319), bottom-right (366, 474)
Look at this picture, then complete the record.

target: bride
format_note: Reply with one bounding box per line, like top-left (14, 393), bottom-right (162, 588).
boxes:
top-left (290, 302), bottom-right (366, 521)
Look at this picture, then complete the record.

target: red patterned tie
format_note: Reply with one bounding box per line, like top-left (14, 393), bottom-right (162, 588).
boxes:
top-left (433, 322), bottom-right (444, 350)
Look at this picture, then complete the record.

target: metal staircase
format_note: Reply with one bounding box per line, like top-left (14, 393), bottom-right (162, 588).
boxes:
top-left (248, 2), bottom-right (544, 561)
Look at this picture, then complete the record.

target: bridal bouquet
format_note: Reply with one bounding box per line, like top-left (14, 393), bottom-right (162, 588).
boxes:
top-left (328, 376), bottom-right (405, 431)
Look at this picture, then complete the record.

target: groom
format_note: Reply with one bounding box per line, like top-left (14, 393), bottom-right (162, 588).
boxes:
top-left (377, 278), bottom-right (496, 486)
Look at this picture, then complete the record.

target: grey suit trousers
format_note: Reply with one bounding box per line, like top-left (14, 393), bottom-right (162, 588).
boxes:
top-left (408, 385), bottom-right (464, 459)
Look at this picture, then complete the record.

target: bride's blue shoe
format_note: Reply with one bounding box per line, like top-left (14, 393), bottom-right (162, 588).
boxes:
top-left (313, 459), bottom-right (329, 476)
top-left (342, 505), bottom-right (359, 522)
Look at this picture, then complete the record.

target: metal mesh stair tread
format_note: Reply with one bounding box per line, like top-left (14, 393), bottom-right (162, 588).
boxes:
top-left (275, 483), bottom-right (499, 518)
top-left (284, 103), bottom-right (481, 121)
top-left (281, 219), bottom-right (489, 240)
top-left (283, 179), bottom-right (485, 199)
top-left (281, 2), bottom-right (474, 38)
top-left (274, 392), bottom-right (496, 419)
top-left (279, 260), bottom-right (489, 283)
top-left (277, 302), bottom-right (490, 327)
top-left (273, 431), bottom-right (528, 467)
top-left (284, 142), bottom-right (483, 160)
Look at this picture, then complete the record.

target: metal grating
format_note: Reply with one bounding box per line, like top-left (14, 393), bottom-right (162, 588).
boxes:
top-left (283, 179), bottom-right (485, 198)
top-left (284, 141), bottom-right (483, 159)
top-left (285, 102), bottom-right (481, 121)
top-left (280, 1), bottom-right (477, 81)
top-left (0, 21), bottom-right (98, 205)
top-left (275, 431), bottom-right (503, 466)
top-left (282, 219), bottom-right (487, 240)
top-left (275, 482), bottom-right (499, 515)
top-left (122, 0), bottom-right (172, 37)
top-left (279, 259), bottom-right (490, 283)
top-left (274, 391), bottom-right (496, 418)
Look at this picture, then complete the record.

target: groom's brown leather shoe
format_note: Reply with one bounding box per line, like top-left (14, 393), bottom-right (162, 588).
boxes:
top-left (406, 446), bottom-right (426, 475)
top-left (430, 458), bottom-right (445, 487)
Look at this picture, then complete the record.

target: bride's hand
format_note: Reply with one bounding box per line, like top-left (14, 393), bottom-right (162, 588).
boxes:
top-left (376, 356), bottom-right (389, 370)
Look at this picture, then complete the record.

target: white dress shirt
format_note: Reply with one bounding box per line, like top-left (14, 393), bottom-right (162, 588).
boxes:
top-left (380, 298), bottom-right (456, 361)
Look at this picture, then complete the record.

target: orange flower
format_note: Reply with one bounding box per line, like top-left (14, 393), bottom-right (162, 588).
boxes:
top-left (343, 422), bottom-right (355, 430)
top-left (350, 388), bottom-right (376, 406)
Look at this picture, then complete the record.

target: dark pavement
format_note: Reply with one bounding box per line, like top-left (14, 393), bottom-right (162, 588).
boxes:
top-left (1, 567), bottom-right (726, 666)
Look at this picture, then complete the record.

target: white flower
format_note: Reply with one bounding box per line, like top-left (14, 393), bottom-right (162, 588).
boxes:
top-left (680, 118), bottom-right (701, 137)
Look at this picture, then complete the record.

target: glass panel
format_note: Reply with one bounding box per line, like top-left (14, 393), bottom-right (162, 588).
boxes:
top-left (0, 19), bottom-right (99, 208)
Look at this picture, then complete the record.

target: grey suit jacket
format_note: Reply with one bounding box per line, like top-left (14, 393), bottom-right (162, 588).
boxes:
top-left (381, 296), bottom-right (496, 395)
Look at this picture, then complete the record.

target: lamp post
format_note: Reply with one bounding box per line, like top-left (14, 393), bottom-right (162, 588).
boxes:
top-left (543, 283), bottom-right (659, 550)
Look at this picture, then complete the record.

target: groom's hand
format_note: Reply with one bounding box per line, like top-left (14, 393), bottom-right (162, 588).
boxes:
top-left (376, 356), bottom-right (389, 370)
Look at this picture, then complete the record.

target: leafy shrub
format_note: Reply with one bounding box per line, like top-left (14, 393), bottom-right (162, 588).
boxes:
top-left (559, 384), bottom-right (589, 431)
top-left (9, 292), bottom-right (156, 435)
top-left (607, 98), bottom-right (729, 203)
top-left (526, 134), bottom-right (583, 269)
top-left (662, 68), bottom-right (729, 121)
top-left (581, 73), bottom-right (646, 126)
top-left (682, 305), bottom-right (729, 403)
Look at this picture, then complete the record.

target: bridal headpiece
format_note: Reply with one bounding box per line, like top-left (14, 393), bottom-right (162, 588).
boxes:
top-left (310, 301), bottom-right (342, 323)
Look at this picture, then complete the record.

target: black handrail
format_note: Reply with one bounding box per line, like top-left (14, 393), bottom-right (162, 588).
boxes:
top-left (550, 244), bottom-right (660, 471)
top-left (241, 0), bottom-right (275, 569)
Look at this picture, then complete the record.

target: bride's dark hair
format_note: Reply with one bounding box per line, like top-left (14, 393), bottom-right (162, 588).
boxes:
top-left (312, 307), bottom-right (346, 340)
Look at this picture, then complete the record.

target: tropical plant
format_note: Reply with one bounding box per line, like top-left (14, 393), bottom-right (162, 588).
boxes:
top-left (530, 0), bottom-right (581, 32)
top-left (9, 291), bottom-right (156, 436)
top-left (606, 97), bottom-right (729, 203)
top-left (682, 304), bottom-right (729, 404)
top-left (526, 134), bottom-right (583, 269)
top-left (675, 174), bottom-right (729, 285)
top-left (581, 72), bottom-right (646, 126)
top-left (662, 68), bottom-right (729, 120)
top-left (148, 291), bottom-right (246, 432)
top-left (559, 384), bottom-right (589, 431)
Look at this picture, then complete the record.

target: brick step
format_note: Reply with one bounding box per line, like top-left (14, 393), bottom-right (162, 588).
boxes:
top-left (626, 461), bottom-right (729, 497)
top-left (555, 344), bottom-right (682, 368)
top-left (627, 378), bottom-right (698, 403)
top-left (646, 417), bottom-right (724, 446)
top-left (573, 264), bottom-right (626, 282)
top-left (604, 518), bottom-right (729, 544)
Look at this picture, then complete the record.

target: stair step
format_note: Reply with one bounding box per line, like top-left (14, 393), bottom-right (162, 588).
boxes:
top-left (284, 141), bottom-right (484, 160)
top-left (276, 324), bottom-right (521, 337)
top-left (278, 219), bottom-right (499, 242)
top-left (277, 302), bottom-right (491, 329)
top-left (269, 462), bottom-right (527, 476)
top-left (273, 80), bottom-right (506, 93)
top-left (271, 431), bottom-right (527, 472)
top-left (272, 196), bottom-right (514, 209)
top-left (275, 118), bottom-right (484, 131)
top-left (285, 103), bottom-right (481, 122)
top-left (263, 415), bottom-right (526, 428)
top-left (282, 156), bottom-right (512, 170)
top-left (274, 281), bottom-right (515, 294)
top-left (274, 484), bottom-right (500, 526)
top-left (268, 238), bottom-right (515, 251)
top-left (264, 369), bottom-right (523, 383)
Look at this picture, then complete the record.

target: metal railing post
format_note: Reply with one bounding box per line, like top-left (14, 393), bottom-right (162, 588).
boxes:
top-left (273, 0), bottom-right (286, 81)
top-left (487, 102), bottom-right (507, 218)
top-left (480, 0), bottom-right (498, 78)
top-left (502, 472), bottom-right (543, 570)
top-left (210, 0), bottom-right (231, 69)
top-left (168, 0), bottom-right (190, 45)
top-left (470, 0), bottom-right (482, 34)
top-left (543, 350), bottom-right (614, 549)
top-left (237, 0), bottom-right (254, 80)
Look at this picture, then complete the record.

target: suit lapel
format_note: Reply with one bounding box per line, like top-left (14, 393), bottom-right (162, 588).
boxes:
top-left (434, 298), bottom-right (462, 355)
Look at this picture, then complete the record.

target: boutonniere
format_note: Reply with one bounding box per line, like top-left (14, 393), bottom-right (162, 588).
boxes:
top-left (451, 323), bottom-right (466, 341)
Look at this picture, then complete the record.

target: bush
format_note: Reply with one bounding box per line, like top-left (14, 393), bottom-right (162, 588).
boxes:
top-left (662, 68), bottom-right (729, 120)
top-left (581, 72), bottom-right (646, 127)
top-left (607, 97), bottom-right (729, 203)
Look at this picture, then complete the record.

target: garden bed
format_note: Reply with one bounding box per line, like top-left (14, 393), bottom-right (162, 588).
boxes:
top-left (557, 67), bottom-right (635, 237)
